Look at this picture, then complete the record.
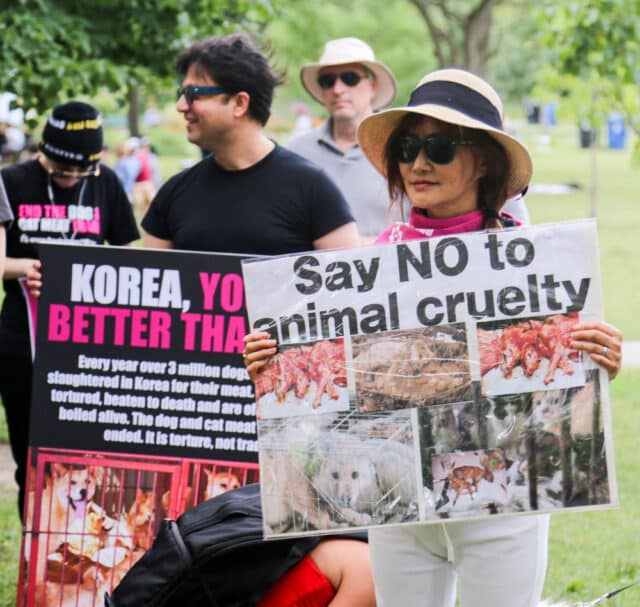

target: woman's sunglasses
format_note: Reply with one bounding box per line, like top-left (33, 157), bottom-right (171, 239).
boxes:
top-left (317, 71), bottom-right (367, 90)
top-left (177, 85), bottom-right (226, 105)
top-left (394, 134), bottom-right (474, 165)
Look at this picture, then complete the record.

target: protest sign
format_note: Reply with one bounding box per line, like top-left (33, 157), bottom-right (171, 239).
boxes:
top-left (242, 219), bottom-right (617, 537)
top-left (20, 243), bottom-right (258, 606)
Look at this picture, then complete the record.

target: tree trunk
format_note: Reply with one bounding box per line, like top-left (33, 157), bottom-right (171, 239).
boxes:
top-left (465, 0), bottom-right (500, 75)
top-left (409, 0), bottom-right (500, 74)
top-left (127, 85), bottom-right (141, 137)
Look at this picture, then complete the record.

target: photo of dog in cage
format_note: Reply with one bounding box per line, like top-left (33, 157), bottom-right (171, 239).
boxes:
top-left (477, 312), bottom-right (585, 396)
top-left (254, 338), bottom-right (350, 419)
top-left (349, 324), bottom-right (471, 413)
top-left (258, 411), bottom-right (420, 537)
top-left (20, 450), bottom-right (261, 607)
top-left (23, 454), bottom-right (174, 607)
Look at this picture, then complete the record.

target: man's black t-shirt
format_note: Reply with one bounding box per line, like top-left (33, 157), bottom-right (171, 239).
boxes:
top-left (142, 145), bottom-right (354, 255)
top-left (0, 158), bottom-right (140, 355)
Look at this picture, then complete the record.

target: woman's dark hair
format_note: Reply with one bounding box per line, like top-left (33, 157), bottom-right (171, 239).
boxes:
top-left (176, 33), bottom-right (284, 126)
top-left (384, 115), bottom-right (511, 229)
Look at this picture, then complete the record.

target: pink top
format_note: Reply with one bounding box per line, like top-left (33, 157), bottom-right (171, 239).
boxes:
top-left (375, 208), bottom-right (518, 244)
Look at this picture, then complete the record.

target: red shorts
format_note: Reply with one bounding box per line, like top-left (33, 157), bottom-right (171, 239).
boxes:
top-left (257, 555), bottom-right (336, 607)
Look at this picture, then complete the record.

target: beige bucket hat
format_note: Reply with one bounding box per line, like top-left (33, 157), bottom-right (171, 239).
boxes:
top-left (358, 68), bottom-right (532, 197)
top-left (300, 37), bottom-right (397, 110)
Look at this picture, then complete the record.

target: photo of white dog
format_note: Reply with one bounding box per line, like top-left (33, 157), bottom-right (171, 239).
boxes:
top-left (259, 411), bottom-right (420, 536)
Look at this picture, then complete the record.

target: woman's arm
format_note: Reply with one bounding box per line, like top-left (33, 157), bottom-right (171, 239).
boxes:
top-left (310, 539), bottom-right (376, 607)
top-left (3, 257), bottom-right (42, 297)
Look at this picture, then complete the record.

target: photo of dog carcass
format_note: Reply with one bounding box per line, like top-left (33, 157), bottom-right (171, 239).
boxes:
top-left (350, 324), bottom-right (472, 413)
top-left (432, 449), bottom-right (511, 516)
top-left (255, 338), bottom-right (350, 419)
top-left (259, 410), bottom-right (420, 537)
top-left (477, 312), bottom-right (585, 396)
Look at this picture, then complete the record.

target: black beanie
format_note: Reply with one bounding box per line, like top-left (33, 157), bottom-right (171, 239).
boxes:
top-left (40, 101), bottom-right (103, 166)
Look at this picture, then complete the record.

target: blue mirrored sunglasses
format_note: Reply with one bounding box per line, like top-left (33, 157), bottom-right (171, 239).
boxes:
top-left (177, 85), bottom-right (226, 105)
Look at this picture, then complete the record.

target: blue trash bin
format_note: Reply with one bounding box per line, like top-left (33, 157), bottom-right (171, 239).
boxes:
top-left (607, 113), bottom-right (626, 150)
top-left (543, 102), bottom-right (557, 126)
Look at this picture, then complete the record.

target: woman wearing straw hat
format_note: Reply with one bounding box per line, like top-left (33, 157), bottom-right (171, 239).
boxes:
top-left (243, 69), bottom-right (623, 606)
top-left (356, 68), bottom-right (623, 607)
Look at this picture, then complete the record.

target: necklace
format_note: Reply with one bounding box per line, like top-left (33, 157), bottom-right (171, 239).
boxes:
top-left (45, 173), bottom-right (88, 241)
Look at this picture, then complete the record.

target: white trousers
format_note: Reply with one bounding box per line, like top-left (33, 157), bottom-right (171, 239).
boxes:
top-left (369, 514), bottom-right (550, 607)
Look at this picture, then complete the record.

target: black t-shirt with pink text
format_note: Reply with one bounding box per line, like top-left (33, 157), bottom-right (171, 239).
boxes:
top-left (0, 159), bottom-right (139, 356)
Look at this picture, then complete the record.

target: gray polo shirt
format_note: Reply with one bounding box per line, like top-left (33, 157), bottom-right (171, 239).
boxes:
top-left (288, 120), bottom-right (400, 237)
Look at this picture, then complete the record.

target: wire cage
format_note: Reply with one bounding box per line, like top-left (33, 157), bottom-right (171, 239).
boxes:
top-left (259, 411), bottom-right (420, 536)
top-left (19, 447), bottom-right (259, 607)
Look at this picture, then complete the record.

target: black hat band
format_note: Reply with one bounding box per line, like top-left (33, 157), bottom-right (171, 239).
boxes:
top-left (408, 80), bottom-right (503, 130)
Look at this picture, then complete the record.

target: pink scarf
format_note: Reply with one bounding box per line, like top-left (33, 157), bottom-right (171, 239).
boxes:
top-left (375, 208), bottom-right (514, 244)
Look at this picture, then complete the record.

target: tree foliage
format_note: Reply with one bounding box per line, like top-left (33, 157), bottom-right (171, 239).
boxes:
top-left (0, 0), bottom-right (279, 122)
top-left (538, 0), bottom-right (640, 135)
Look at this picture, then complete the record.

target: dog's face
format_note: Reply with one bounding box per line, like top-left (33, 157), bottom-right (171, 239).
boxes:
top-left (204, 470), bottom-right (241, 499)
top-left (51, 464), bottom-right (99, 514)
top-left (129, 490), bottom-right (155, 526)
top-left (315, 448), bottom-right (377, 509)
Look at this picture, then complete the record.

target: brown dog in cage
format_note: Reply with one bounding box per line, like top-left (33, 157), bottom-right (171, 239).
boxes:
top-left (204, 468), bottom-right (241, 499)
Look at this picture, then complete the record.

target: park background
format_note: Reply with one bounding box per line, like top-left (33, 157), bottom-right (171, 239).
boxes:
top-left (0, 1), bottom-right (638, 605)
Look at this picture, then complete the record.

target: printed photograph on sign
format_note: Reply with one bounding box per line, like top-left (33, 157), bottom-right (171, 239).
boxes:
top-left (21, 448), bottom-right (259, 606)
top-left (258, 411), bottom-right (420, 537)
top-left (255, 338), bottom-right (349, 419)
top-left (432, 449), bottom-right (511, 515)
top-left (418, 370), bottom-right (609, 519)
top-left (349, 324), bottom-right (471, 413)
top-left (477, 312), bottom-right (585, 396)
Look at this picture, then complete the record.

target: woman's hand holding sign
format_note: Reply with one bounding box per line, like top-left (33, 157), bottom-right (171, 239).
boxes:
top-left (571, 320), bottom-right (623, 380)
top-left (243, 331), bottom-right (277, 383)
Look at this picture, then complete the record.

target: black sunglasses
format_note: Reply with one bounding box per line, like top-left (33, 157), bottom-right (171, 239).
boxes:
top-left (394, 134), bottom-right (475, 165)
top-left (177, 85), bottom-right (226, 105)
top-left (317, 71), bottom-right (367, 90)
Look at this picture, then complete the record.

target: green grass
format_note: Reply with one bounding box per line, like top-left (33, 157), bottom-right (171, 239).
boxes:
top-left (543, 368), bottom-right (640, 606)
top-left (0, 493), bottom-right (20, 607)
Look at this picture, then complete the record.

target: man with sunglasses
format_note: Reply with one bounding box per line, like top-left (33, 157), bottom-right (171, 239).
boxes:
top-left (289, 38), bottom-right (402, 243)
top-left (0, 101), bottom-right (139, 520)
top-left (143, 33), bottom-right (358, 255)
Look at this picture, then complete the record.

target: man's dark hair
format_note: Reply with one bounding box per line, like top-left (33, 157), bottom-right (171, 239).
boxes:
top-left (176, 33), bottom-right (284, 126)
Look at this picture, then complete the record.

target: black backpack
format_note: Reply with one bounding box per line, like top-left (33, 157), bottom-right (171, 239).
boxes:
top-left (105, 483), bottom-right (325, 607)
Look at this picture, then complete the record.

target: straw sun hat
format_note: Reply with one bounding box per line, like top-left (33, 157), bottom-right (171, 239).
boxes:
top-left (300, 37), bottom-right (397, 111)
top-left (358, 68), bottom-right (532, 197)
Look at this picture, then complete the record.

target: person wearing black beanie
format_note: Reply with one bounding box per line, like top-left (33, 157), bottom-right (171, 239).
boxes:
top-left (0, 100), bottom-right (140, 521)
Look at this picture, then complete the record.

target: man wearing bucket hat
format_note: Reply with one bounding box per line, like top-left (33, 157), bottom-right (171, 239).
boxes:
top-left (289, 37), bottom-right (402, 243)
top-left (244, 68), bottom-right (623, 607)
top-left (0, 100), bottom-right (139, 519)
